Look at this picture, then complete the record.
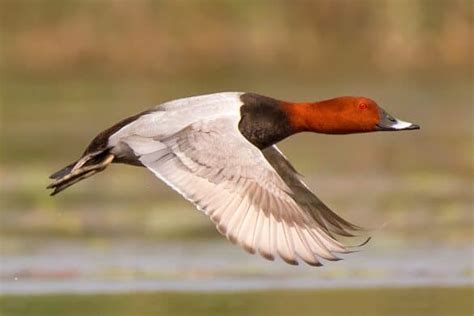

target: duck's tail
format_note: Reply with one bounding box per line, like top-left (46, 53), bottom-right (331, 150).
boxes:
top-left (47, 150), bottom-right (115, 196)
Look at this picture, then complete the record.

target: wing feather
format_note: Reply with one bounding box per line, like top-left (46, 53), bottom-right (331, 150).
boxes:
top-left (119, 115), bottom-right (366, 266)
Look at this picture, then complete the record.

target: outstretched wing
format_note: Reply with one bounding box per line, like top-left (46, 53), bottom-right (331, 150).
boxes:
top-left (122, 116), bottom-right (362, 266)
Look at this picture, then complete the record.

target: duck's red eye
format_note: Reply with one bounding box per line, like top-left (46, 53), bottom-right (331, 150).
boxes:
top-left (358, 103), bottom-right (368, 110)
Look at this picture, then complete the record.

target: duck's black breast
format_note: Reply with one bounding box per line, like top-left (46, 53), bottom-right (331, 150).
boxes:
top-left (238, 93), bottom-right (293, 149)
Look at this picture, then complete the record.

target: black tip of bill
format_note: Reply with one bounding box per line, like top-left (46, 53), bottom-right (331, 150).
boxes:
top-left (406, 123), bottom-right (420, 130)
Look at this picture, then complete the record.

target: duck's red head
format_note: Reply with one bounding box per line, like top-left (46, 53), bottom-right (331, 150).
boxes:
top-left (282, 96), bottom-right (420, 134)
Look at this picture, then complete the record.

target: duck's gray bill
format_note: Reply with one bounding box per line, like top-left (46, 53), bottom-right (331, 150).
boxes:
top-left (376, 109), bottom-right (420, 131)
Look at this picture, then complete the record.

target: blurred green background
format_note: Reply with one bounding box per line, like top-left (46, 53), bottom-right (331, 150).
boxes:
top-left (0, 0), bottom-right (473, 315)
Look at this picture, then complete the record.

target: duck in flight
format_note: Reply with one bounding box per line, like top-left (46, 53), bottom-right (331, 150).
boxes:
top-left (48, 92), bottom-right (419, 266)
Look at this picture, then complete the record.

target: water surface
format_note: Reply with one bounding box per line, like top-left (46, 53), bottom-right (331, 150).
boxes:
top-left (1, 239), bottom-right (472, 294)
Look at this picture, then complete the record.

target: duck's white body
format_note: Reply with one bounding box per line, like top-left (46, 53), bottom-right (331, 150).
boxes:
top-left (109, 92), bottom-right (244, 152)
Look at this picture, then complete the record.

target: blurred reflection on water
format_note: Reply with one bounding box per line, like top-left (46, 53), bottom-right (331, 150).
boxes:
top-left (1, 239), bottom-right (472, 294)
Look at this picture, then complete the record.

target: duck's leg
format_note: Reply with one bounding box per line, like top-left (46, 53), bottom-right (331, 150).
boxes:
top-left (47, 153), bottom-right (115, 195)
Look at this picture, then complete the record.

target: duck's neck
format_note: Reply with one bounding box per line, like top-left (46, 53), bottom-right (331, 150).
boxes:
top-left (281, 99), bottom-right (359, 134)
top-left (238, 94), bottom-right (365, 149)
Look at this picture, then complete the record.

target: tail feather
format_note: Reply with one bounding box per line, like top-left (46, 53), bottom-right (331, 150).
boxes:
top-left (49, 161), bottom-right (77, 180)
top-left (48, 109), bottom-right (148, 196)
top-left (47, 151), bottom-right (114, 196)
